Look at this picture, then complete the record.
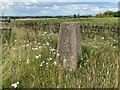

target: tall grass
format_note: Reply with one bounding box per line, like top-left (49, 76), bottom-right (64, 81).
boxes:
top-left (2, 19), bottom-right (119, 88)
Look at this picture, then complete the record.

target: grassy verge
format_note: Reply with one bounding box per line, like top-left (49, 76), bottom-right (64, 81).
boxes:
top-left (2, 22), bottom-right (119, 88)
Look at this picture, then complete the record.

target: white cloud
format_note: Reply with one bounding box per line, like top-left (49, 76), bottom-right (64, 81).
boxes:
top-left (51, 5), bottom-right (60, 10)
top-left (99, 8), bottom-right (118, 13)
top-left (37, 4), bottom-right (96, 15)
top-left (0, 0), bottom-right (119, 2)
top-left (0, 2), bottom-right (14, 12)
top-left (0, 1), bottom-right (118, 16)
top-left (38, 4), bottom-right (118, 16)
top-left (31, 0), bottom-right (118, 2)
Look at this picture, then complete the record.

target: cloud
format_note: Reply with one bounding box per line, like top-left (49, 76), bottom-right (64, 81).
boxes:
top-left (0, 0), bottom-right (119, 3)
top-left (0, 2), bottom-right (118, 16)
top-left (37, 3), bottom-right (118, 16)
top-left (51, 5), bottom-right (60, 10)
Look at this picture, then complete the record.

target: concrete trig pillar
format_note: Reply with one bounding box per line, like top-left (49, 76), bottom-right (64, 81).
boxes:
top-left (56, 22), bottom-right (82, 71)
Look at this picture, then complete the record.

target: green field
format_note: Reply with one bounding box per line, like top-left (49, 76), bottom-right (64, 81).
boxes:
top-left (2, 18), bottom-right (119, 88)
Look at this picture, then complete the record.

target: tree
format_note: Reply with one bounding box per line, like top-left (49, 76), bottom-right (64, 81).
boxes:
top-left (96, 13), bottom-right (103, 18)
top-left (95, 10), bottom-right (120, 17)
top-left (103, 10), bottom-right (114, 17)
top-left (73, 14), bottom-right (77, 18)
top-left (113, 11), bottom-right (120, 17)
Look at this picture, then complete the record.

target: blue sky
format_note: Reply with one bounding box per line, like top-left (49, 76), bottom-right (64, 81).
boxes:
top-left (0, 0), bottom-right (119, 16)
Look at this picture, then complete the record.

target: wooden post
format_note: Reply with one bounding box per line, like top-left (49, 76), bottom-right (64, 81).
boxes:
top-left (0, 17), bottom-right (12, 44)
top-left (56, 22), bottom-right (82, 71)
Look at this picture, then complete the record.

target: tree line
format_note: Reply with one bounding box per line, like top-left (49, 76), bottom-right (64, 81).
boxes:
top-left (95, 11), bottom-right (120, 18)
top-left (0, 10), bottom-right (119, 19)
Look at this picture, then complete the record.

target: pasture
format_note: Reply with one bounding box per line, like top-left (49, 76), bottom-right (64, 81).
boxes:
top-left (2, 18), bottom-right (119, 88)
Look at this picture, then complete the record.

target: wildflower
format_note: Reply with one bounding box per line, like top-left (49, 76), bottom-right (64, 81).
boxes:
top-left (16, 82), bottom-right (19, 84)
top-left (11, 83), bottom-right (17, 88)
top-left (63, 58), bottom-right (67, 62)
top-left (26, 44), bottom-right (29, 47)
top-left (35, 41), bottom-right (37, 43)
top-left (22, 45), bottom-right (26, 47)
top-left (80, 65), bottom-right (82, 68)
top-left (46, 63), bottom-right (48, 65)
top-left (47, 58), bottom-right (52, 61)
top-left (53, 52), bottom-right (56, 55)
top-left (53, 61), bottom-right (57, 65)
top-left (40, 61), bottom-right (45, 66)
top-left (32, 48), bottom-right (38, 51)
top-left (93, 71), bottom-right (95, 74)
top-left (88, 77), bottom-right (91, 80)
top-left (26, 59), bottom-right (30, 64)
top-left (42, 61), bottom-right (45, 63)
top-left (11, 82), bottom-right (19, 88)
top-left (13, 48), bottom-right (16, 50)
top-left (38, 43), bottom-right (40, 45)
top-left (89, 42), bottom-right (92, 45)
top-left (113, 40), bottom-right (117, 42)
top-left (39, 46), bottom-right (42, 49)
top-left (81, 58), bottom-right (83, 60)
top-left (29, 42), bottom-right (32, 44)
top-left (50, 48), bottom-right (55, 52)
top-left (39, 54), bottom-right (41, 57)
top-left (50, 49), bottom-right (52, 52)
top-left (49, 58), bottom-right (52, 60)
top-left (43, 32), bottom-right (47, 35)
top-left (46, 42), bottom-right (49, 45)
top-left (19, 58), bottom-right (22, 61)
top-left (57, 53), bottom-right (60, 56)
top-left (35, 54), bottom-right (41, 59)
top-left (40, 63), bottom-right (43, 67)
top-left (53, 48), bottom-right (55, 51)
top-left (102, 37), bottom-right (104, 40)
top-left (43, 44), bottom-right (46, 46)
top-left (35, 55), bottom-right (39, 59)
top-left (101, 43), bottom-right (103, 45)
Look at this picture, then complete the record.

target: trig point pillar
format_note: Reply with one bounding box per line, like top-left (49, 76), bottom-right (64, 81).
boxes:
top-left (56, 22), bottom-right (82, 71)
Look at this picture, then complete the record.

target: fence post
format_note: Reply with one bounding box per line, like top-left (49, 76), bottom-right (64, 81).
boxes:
top-left (56, 22), bottom-right (82, 71)
top-left (1, 17), bottom-right (12, 44)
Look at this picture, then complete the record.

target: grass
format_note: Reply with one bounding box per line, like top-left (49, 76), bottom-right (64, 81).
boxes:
top-left (2, 18), bottom-right (119, 88)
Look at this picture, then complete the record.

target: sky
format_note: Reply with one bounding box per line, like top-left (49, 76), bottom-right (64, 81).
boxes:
top-left (0, 0), bottom-right (119, 16)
